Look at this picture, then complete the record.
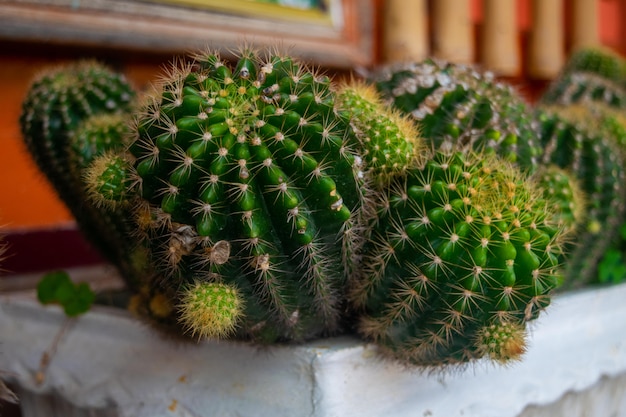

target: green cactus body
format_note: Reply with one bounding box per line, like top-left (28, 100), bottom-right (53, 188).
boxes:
top-left (371, 60), bottom-right (543, 173)
top-left (20, 61), bottom-right (135, 200)
top-left (534, 165), bottom-right (586, 234)
top-left (336, 82), bottom-right (423, 182)
top-left (535, 106), bottom-right (626, 287)
top-left (127, 48), bottom-right (366, 342)
top-left (351, 150), bottom-right (564, 367)
top-left (562, 46), bottom-right (626, 88)
top-left (19, 62), bottom-right (148, 288)
top-left (540, 71), bottom-right (626, 109)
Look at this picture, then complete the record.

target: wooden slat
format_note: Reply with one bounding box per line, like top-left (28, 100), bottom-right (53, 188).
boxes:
top-left (382, 0), bottom-right (429, 64)
top-left (571, 0), bottom-right (600, 49)
top-left (528, 0), bottom-right (565, 79)
top-left (481, 0), bottom-right (520, 76)
top-left (431, 0), bottom-right (474, 64)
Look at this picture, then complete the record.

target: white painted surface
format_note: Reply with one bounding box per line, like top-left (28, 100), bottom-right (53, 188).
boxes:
top-left (1, 282), bottom-right (626, 417)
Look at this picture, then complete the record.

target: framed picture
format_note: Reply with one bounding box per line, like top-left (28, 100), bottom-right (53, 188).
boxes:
top-left (0, 0), bottom-right (375, 68)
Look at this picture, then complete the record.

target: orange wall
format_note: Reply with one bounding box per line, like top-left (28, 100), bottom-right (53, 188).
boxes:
top-left (1, 0), bottom-right (625, 232)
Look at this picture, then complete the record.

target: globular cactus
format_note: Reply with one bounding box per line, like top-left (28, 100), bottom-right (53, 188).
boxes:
top-left (335, 82), bottom-right (423, 182)
top-left (540, 72), bottom-right (626, 109)
top-left (561, 46), bottom-right (626, 88)
top-left (19, 61), bottom-right (146, 287)
top-left (350, 150), bottom-right (565, 367)
top-left (117, 47), bottom-right (368, 342)
top-left (370, 59), bottom-right (543, 173)
top-left (20, 61), bottom-right (135, 202)
top-left (534, 165), bottom-right (586, 234)
top-left (535, 106), bottom-right (626, 287)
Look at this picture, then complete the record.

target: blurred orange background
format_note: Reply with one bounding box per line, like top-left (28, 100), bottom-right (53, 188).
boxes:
top-left (0, 0), bottom-right (624, 232)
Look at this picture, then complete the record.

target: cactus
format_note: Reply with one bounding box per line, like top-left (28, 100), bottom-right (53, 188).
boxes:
top-left (335, 82), bottom-right (423, 182)
top-left (562, 46), bottom-right (626, 88)
top-left (19, 61), bottom-right (148, 287)
top-left (116, 47), bottom-right (368, 342)
top-left (350, 150), bottom-right (565, 367)
top-left (540, 71), bottom-right (626, 109)
top-left (370, 59), bottom-right (543, 173)
top-left (20, 61), bottom-right (135, 201)
top-left (535, 106), bottom-right (626, 287)
top-left (534, 165), bottom-right (586, 234)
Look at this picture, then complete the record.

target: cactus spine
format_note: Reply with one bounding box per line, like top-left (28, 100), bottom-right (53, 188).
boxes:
top-left (350, 150), bottom-right (564, 367)
top-left (121, 47), bottom-right (367, 342)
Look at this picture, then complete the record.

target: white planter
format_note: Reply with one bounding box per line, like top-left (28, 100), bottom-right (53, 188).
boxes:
top-left (2, 267), bottom-right (626, 417)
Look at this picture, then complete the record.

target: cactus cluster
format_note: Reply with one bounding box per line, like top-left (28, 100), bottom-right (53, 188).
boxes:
top-left (23, 44), bottom-right (626, 370)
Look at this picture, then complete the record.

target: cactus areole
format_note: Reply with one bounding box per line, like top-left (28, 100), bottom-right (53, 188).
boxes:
top-left (128, 48), bottom-right (366, 342)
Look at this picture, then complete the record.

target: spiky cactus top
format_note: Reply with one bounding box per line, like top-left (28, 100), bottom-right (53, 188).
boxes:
top-left (336, 82), bottom-right (423, 182)
top-left (350, 150), bottom-right (564, 367)
top-left (370, 60), bottom-right (543, 173)
top-left (126, 48), bottom-right (367, 342)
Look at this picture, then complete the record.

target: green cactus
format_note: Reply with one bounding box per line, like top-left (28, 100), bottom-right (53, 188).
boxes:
top-left (535, 106), bottom-right (626, 287)
top-left (336, 82), bottom-right (423, 182)
top-left (370, 60), bottom-right (543, 173)
top-left (534, 165), bottom-right (586, 234)
top-left (19, 61), bottom-right (148, 287)
top-left (350, 150), bottom-right (565, 367)
top-left (562, 46), bottom-right (626, 88)
top-left (119, 47), bottom-right (368, 342)
top-left (20, 61), bottom-right (135, 200)
top-left (540, 71), bottom-right (626, 109)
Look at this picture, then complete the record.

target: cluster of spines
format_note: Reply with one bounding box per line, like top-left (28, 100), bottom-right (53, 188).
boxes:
top-left (370, 59), bottom-right (543, 173)
top-left (124, 47), bottom-right (367, 342)
top-left (350, 151), bottom-right (564, 367)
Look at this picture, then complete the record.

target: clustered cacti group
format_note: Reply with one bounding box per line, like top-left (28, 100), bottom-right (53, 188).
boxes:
top-left (18, 45), bottom-right (626, 369)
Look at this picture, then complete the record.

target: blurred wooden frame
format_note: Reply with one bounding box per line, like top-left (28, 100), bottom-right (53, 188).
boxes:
top-left (0, 0), bottom-right (375, 68)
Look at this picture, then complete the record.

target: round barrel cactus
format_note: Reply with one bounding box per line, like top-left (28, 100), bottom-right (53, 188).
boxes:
top-left (20, 61), bottom-right (135, 201)
top-left (535, 106), bottom-right (626, 287)
top-left (336, 82), bottom-right (423, 183)
top-left (540, 72), bottom-right (626, 109)
top-left (125, 47), bottom-right (367, 342)
top-left (350, 150), bottom-right (565, 367)
top-left (370, 59), bottom-right (543, 173)
top-left (19, 61), bottom-right (146, 287)
top-left (534, 164), bottom-right (586, 234)
top-left (561, 46), bottom-right (626, 88)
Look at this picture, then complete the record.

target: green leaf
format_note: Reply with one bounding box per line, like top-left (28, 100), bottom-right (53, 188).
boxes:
top-left (62, 282), bottom-right (96, 317)
top-left (36, 271), bottom-right (95, 316)
top-left (598, 249), bottom-right (626, 284)
top-left (37, 271), bottom-right (72, 304)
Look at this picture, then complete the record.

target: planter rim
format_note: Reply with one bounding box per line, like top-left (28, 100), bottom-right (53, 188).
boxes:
top-left (1, 279), bottom-right (626, 417)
